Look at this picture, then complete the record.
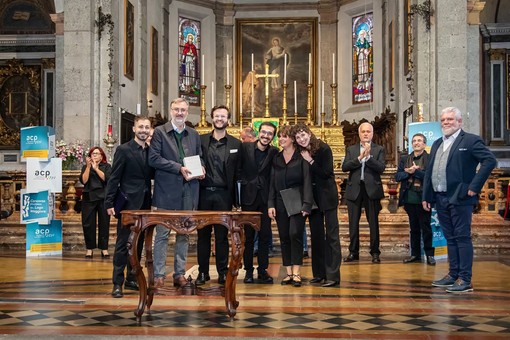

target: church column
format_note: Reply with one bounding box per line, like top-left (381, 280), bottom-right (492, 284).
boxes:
top-left (213, 3), bottom-right (235, 121)
top-left (318, 0), bottom-right (339, 124)
top-left (50, 12), bottom-right (64, 140)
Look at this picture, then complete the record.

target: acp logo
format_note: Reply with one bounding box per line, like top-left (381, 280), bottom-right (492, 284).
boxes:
top-left (26, 135), bottom-right (39, 141)
top-left (35, 170), bottom-right (51, 177)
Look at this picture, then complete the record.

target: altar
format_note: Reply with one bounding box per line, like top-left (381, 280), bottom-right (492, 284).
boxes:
top-left (121, 210), bottom-right (261, 323)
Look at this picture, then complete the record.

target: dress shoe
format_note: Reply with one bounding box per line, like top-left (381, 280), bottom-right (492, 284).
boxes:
top-left (257, 270), bottom-right (274, 284)
top-left (321, 280), bottom-right (340, 288)
top-left (371, 254), bottom-right (381, 263)
top-left (432, 274), bottom-right (456, 287)
top-left (292, 274), bottom-right (302, 287)
top-left (195, 272), bottom-right (210, 286)
top-left (111, 285), bottom-right (123, 298)
top-left (403, 255), bottom-right (421, 263)
top-left (154, 277), bottom-right (165, 289)
top-left (173, 275), bottom-right (187, 287)
top-left (343, 253), bottom-right (359, 262)
top-left (218, 273), bottom-right (227, 285)
top-left (243, 275), bottom-right (254, 284)
top-left (85, 250), bottom-right (93, 259)
top-left (309, 277), bottom-right (325, 284)
top-left (101, 251), bottom-right (110, 259)
top-left (445, 279), bottom-right (474, 293)
top-left (303, 251), bottom-right (309, 259)
top-left (281, 274), bottom-right (293, 285)
top-left (124, 280), bottom-right (139, 291)
top-left (426, 256), bottom-right (436, 266)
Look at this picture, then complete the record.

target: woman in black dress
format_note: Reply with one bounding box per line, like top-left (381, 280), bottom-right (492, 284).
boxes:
top-left (80, 146), bottom-right (112, 258)
top-left (268, 125), bottom-right (313, 287)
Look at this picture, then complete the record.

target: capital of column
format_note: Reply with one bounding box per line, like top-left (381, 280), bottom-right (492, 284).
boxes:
top-left (318, 0), bottom-right (339, 25)
top-left (467, 0), bottom-right (486, 25)
top-left (214, 3), bottom-right (235, 26)
top-left (50, 12), bottom-right (64, 35)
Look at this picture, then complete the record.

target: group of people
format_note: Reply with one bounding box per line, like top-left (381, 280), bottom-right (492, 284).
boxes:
top-left (80, 101), bottom-right (496, 297)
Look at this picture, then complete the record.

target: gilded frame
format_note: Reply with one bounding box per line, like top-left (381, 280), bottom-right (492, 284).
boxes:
top-left (236, 18), bottom-right (317, 124)
top-left (151, 26), bottom-right (158, 95)
top-left (124, 0), bottom-right (134, 80)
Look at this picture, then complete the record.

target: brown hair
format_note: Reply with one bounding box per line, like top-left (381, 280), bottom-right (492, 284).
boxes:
top-left (88, 146), bottom-right (108, 164)
top-left (292, 123), bottom-right (320, 156)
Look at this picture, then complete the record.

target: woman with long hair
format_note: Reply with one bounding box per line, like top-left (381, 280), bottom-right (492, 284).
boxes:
top-left (79, 146), bottom-right (112, 258)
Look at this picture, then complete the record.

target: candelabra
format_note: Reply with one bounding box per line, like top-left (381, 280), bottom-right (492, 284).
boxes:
top-left (281, 83), bottom-right (288, 125)
top-left (199, 85), bottom-right (207, 127)
top-left (225, 84), bottom-right (232, 110)
top-left (103, 103), bottom-right (117, 162)
top-left (306, 84), bottom-right (313, 125)
top-left (321, 111), bottom-right (326, 140)
top-left (330, 83), bottom-right (338, 126)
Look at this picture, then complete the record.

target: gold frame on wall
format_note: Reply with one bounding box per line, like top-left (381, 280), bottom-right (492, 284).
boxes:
top-left (124, 0), bottom-right (134, 80)
top-left (151, 26), bottom-right (158, 95)
top-left (236, 18), bottom-right (317, 124)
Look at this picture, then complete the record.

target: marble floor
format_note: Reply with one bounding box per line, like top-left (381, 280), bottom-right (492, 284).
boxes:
top-left (1, 250), bottom-right (510, 339)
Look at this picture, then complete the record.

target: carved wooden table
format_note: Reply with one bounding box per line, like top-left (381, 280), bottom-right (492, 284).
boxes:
top-left (121, 210), bottom-right (260, 323)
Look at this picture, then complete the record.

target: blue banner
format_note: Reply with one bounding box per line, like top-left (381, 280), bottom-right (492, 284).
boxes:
top-left (20, 126), bottom-right (55, 160)
top-left (26, 220), bottom-right (63, 257)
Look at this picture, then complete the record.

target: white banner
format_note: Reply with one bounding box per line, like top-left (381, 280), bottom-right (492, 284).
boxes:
top-left (26, 158), bottom-right (62, 193)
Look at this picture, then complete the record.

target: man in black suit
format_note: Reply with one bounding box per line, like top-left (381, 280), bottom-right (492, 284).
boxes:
top-left (105, 115), bottom-right (153, 298)
top-left (423, 107), bottom-right (496, 293)
top-left (342, 122), bottom-right (386, 263)
top-left (239, 121), bottom-right (278, 284)
top-left (195, 105), bottom-right (241, 285)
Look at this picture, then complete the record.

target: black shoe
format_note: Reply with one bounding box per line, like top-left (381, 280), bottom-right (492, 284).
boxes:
top-left (403, 256), bottom-right (421, 263)
top-left (195, 272), bottom-right (210, 286)
top-left (218, 273), bottom-right (227, 285)
top-left (243, 274), bottom-right (254, 284)
top-left (343, 253), bottom-right (359, 262)
top-left (257, 271), bottom-right (274, 284)
top-left (321, 280), bottom-right (340, 288)
top-left (427, 256), bottom-right (436, 266)
top-left (309, 277), bottom-right (325, 284)
top-left (303, 251), bottom-right (309, 259)
top-left (124, 280), bottom-right (139, 291)
top-left (371, 254), bottom-right (381, 263)
top-left (111, 285), bottom-right (123, 298)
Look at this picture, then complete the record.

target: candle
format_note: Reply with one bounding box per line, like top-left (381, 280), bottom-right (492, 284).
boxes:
top-left (211, 81), bottom-right (215, 107)
top-left (308, 53), bottom-right (311, 84)
top-left (321, 81), bottom-right (325, 113)
top-left (108, 124), bottom-right (112, 136)
top-left (251, 53), bottom-right (254, 71)
top-left (136, 103), bottom-right (141, 115)
top-left (284, 54), bottom-right (287, 84)
top-left (251, 71), bottom-right (254, 113)
top-left (202, 54), bottom-right (205, 83)
top-left (294, 80), bottom-right (297, 113)
top-left (332, 53), bottom-right (336, 83)
top-left (226, 54), bottom-right (230, 85)
top-left (239, 81), bottom-right (243, 114)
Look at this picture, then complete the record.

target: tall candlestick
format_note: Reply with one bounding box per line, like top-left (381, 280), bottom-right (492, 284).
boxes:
top-left (332, 53), bottom-right (336, 83)
top-left (211, 81), bottom-right (215, 107)
top-left (321, 81), bottom-right (325, 113)
top-left (226, 54), bottom-right (230, 85)
top-left (251, 53), bottom-right (254, 71)
top-left (202, 54), bottom-right (205, 83)
top-left (284, 54), bottom-right (287, 84)
top-left (294, 80), bottom-right (297, 113)
top-left (239, 81), bottom-right (243, 114)
top-left (136, 103), bottom-right (141, 115)
top-left (308, 53), bottom-right (311, 84)
top-left (251, 71), bottom-right (254, 114)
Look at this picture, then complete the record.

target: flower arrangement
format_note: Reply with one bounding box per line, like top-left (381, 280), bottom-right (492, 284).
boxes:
top-left (55, 140), bottom-right (88, 170)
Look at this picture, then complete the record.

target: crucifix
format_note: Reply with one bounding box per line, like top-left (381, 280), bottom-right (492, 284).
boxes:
top-left (255, 63), bottom-right (279, 118)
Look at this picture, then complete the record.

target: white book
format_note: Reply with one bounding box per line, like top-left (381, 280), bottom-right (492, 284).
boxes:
top-left (183, 155), bottom-right (203, 179)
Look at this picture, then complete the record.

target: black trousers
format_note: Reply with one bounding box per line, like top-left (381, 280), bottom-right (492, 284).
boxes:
top-left (309, 207), bottom-right (342, 281)
top-left (197, 188), bottom-right (231, 275)
top-left (112, 217), bottom-right (144, 285)
top-left (81, 199), bottom-right (110, 250)
top-left (275, 198), bottom-right (305, 266)
top-left (346, 182), bottom-right (381, 255)
top-left (243, 193), bottom-right (272, 274)
top-left (404, 203), bottom-right (433, 257)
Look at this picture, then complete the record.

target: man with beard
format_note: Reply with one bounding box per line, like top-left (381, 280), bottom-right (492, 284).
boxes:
top-left (195, 105), bottom-right (242, 285)
top-left (423, 107), bottom-right (496, 293)
top-left (105, 115), bottom-right (153, 298)
top-left (149, 98), bottom-right (205, 289)
top-left (238, 121), bottom-right (278, 284)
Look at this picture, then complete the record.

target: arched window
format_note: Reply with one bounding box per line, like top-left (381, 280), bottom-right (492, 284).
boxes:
top-left (352, 13), bottom-right (373, 105)
top-left (178, 17), bottom-right (201, 106)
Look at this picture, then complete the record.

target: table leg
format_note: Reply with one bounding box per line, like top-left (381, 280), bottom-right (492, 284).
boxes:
top-left (224, 223), bottom-right (245, 318)
top-left (127, 220), bottom-right (147, 323)
top-left (145, 226), bottom-right (155, 311)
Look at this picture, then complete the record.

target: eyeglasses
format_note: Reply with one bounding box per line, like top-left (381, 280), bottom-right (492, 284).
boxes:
top-left (172, 108), bottom-right (188, 113)
top-left (259, 129), bottom-right (274, 136)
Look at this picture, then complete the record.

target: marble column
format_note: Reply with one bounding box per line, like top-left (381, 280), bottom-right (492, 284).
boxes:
top-left (50, 12), bottom-right (64, 141)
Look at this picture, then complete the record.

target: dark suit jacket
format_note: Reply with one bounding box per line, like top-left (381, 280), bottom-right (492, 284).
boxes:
top-left (423, 129), bottom-right (497, 206)
top-left (238, 141), bottom-right (278, 206)
top-left (104, 139), bottom-right (153, 211)
top-left (395, 151), bottom-right (429, 206)
top-left (310, 141), bottom-right (339, 211)
top-left (200, 132), bottom-right (242, 208)
top-left (149, 122), bottom-right (203, 210)
top-left (342, 142), bottom-right (386, 201)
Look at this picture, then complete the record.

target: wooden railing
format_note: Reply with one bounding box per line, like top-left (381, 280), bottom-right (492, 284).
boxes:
top-left (0, 168), bottom-right (505, 217)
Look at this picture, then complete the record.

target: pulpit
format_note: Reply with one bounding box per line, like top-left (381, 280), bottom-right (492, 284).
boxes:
top-left (121, 210), bottom-right (261, 323)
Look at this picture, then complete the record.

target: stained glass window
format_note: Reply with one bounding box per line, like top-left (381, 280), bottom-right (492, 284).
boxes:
top-left (352, 13), bottom-right (373, 104)
top-left (178, 17), bottom-right (201, 106)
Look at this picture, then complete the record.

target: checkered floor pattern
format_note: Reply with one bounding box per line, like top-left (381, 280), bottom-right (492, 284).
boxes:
top-left (1, 309), bottom-right (509, 333)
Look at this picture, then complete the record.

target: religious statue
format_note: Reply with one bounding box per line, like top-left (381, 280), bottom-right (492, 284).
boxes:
top-left (181, 33), bottom-right (198, 91)
top-left (265, 38), bottom-right (288, 91)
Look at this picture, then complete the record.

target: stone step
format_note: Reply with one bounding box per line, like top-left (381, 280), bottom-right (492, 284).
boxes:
top-left (1, 212), bottom-right (509, 255)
